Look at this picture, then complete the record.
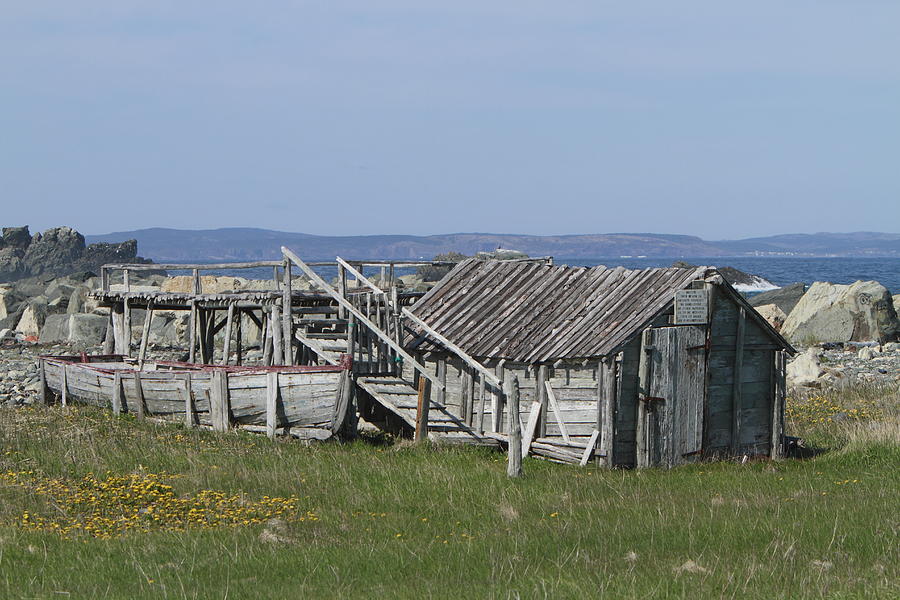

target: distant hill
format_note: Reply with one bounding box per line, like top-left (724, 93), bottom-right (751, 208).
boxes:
top-left (84, 228), bottom-right (900, 261)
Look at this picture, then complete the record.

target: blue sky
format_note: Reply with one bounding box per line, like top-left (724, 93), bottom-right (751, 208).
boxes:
top-left (1, 2), bottom-right (898, 239)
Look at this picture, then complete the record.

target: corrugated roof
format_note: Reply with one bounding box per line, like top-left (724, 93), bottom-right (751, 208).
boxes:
top-left (405, 259), bottom-right (715, 363)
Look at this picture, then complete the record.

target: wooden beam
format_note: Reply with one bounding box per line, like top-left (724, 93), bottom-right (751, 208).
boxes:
top-left (39, 360), bottom-right (50, 406)
top-left (732, 306), bottom-right (746, 454)
top-left (544, 381), bottom-right (571, 444)
top-left (112, 371), bottom-right (122, 414)
top-left (272, 305), bottom-right (284, 365)
top-left (266, 372), bottom-right (278, 439)
top-left (133, 371), bottom-right (146, 420)
top-left (282, 246), bottom-right (443, 390)
top-left (188, 300), bottom-right (197, 364)
top-left (336, 257), bottom-right (386, 296)
top-left (536, 364), bottom-right (549, 437)
top-left (636, 328), bottom-right (652, 468)
top-left (598, 357), bottom-right (618, 467)
top-left (401, 307), bottom-right (501, 388)
top-left (580, 430), bottom-right (601, 466)
top-left (180, 373), bottom-right (194, 428)
top-left (521, 401), bottom-right (542, 458)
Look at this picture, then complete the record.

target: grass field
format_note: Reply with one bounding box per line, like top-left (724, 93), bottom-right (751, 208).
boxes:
top-left (1, 385), bottom-right (897, 599)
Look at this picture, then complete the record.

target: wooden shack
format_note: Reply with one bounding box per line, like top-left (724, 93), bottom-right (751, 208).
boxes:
top-left (401, 259), bottom-right (795, 467)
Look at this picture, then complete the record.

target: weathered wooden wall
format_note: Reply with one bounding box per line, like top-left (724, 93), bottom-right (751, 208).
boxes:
top-left (706, 289), bottom-right (780, 457)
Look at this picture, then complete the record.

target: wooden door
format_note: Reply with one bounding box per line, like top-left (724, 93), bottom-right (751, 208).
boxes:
top-left (638, 326), bottom-right (707, 468)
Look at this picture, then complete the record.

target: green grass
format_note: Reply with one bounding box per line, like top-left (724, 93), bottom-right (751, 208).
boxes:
top-left (0, 388), bottom-right (898, 599)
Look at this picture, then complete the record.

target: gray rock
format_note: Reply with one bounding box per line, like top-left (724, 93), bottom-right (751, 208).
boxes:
top-left (69, 313), bottom-right (108, 345)
top-left (782, 281), bottom-right (899, 344)
top-left (749, 282), bottom-right (807, 315)
top-left (786, 347), bottom-right (826, 387)
top-left (857, 346), bottom-right (877, 360)
top-left (37, 313), bottom-right (107, 345)
top-left (39, 314), bottom-right (70, 343)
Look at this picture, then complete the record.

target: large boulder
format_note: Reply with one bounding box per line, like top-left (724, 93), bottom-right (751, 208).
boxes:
top-left (161, 276), bottom-right (240, 294)
top-left (781, 281), bottom-right (900, 344)
top-left (754, 303), bottom-right (787, 332)
top-left (39, 313), bottom-right (107, 345)
top-left (14, 302), bottom-right (49, 337)
top-left (894, 294), bottom-right (900, 315)
top-left (748, 283), bottom-right (807, 316)
top-left (786, 347), bottom-right (826, 387)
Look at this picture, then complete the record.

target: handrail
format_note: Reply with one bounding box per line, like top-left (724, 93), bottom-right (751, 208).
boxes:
top-left (336, 257), bottom-right (387, 296)
top-left (401, 307), bottom-right (502, 388)
top-left (282, 246), bottom-right (444, 391)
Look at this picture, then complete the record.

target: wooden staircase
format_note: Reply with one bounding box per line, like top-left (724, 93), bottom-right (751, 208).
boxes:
top-left (284, 249), bottom-right (500, 446)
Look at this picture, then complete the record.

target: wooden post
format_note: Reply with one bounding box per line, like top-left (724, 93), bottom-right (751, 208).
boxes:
top-left (180, 373), bottom-right (194, 427)
top-left (282, 260), bottom-right (293, 364)
top-left (331, 370), bottom-right (353, 435)
top-left (188, 300), bottom-right (198, 364)
top-left (133, 371), bottom-right (145, 420)
top-left (235, 308), bottom-right (243, 366)
top-left (337, 263), bottom-right (347, 319)
top-left (732, 307), bottom-right (746, 454)
top-left (598, 357), bottom-right (618, 467)
top-left (122, 271), bottom-right (132, 355)
top-left (436, 356), bottom-right (447, 409)
top-left (39, 360), bottom-right (50, 405)
top-left (192, 268), bottom-right (201, 294)
top-left (262, 310), bottom-right (272, 366)
top-left (414, 376), bottom-right (431, 443)
top-left (771, 350), bottom-right (786, 458)
top-left (60, 364), bottom-right (68, 407)
top-left (210, 370), bottom-right (230, 432)
top-left (477, 373), bottom-right (487, 433)
top-left (103, 311), bottom-right (115, 355)
top-left (506, 375), bottom-right (522, 478)
top-left (222, 304), bottom-right (235, 365)
top-left (198, 309), bottom-right (209, 364)
top-left (492, 361), bottom-right (505, 432)
top-left (536, 364), bottom-right (549, 437)
top-left (100, 267), bottom-right (109, 292)
top-left (112, 371), bottom-right (122, 414)
top-left (137, 301), bottom-right (154, 369)
top-left (462, 366), bottom-right (474, 425)
top-left (636, 329), bottom-right (652, 468)
top-left (272, 305), bottom-right (283, 365)
top-left (266, 371), bottom-right (278, 439)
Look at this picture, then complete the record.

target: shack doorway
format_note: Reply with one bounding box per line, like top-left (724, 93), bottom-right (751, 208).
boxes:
top-left (638, 326), bottom-right (708, 468)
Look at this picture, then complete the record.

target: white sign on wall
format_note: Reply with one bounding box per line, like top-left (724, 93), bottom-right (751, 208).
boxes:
top-left (674, 289), bottom-right (709, 324)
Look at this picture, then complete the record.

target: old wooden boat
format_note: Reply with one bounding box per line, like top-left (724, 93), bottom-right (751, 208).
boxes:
top-left (38, 354), bottom-right (354, 441)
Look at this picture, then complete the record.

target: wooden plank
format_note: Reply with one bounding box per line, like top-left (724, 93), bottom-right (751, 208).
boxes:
top-left (60, 364), bottom-right (69, 407)
top-left (580, 430), bottom-right (601, 466)
top-left (133, 371), bottom-right (146, 419)
top-left (180, 373), bottom-right (195, 428)
top-left (401, 307), bottom-right (501, 388)
top-left (112, 371), bottom-right (122, 414)
top-left (266, 371), bottom-right (278, 439)
top-left (544, 381), bottom-right (571, 444)
top-left (283, 246), bottom-right (443, 391)
top-left (330, 369), bottom-right (352, 435)
top-left (39, 360), bottom-right (50, 406)
top-left (210, 370), bottom-right (230, 432)
top-left (598, 357), bottom-right (617, 467)
top-left (635, 329), bottom-right (651, 468)
top-left (492, 360), bottom-right (506, 432)
top-left (506, 376), bottom-right (522, 477)
top-left (521, 401), bottom-right (542, 458)
top-left (732, 306), bottom-right (746, 453)
top-left (536, 365), bottom-right (549, 438)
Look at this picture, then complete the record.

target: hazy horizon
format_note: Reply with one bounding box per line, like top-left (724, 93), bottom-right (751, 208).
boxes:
top-left (3, 2), bottom-right (897, 238)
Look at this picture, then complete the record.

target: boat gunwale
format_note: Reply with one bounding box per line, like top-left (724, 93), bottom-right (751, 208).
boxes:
top-left (38, 354), bottom-right (352, 376)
